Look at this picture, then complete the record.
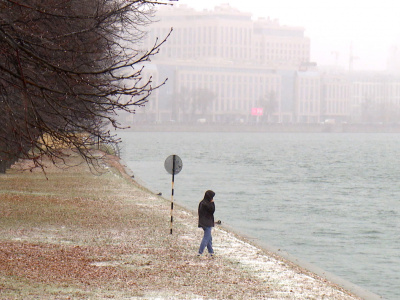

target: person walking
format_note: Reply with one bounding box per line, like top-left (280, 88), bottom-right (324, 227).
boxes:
top-left (197, 190), bottom-right (215, 257)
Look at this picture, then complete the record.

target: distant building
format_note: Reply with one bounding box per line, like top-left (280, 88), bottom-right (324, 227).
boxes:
top-left (144, 4), bottom-right (310, 68)
top-left (321, 74), bottom-right (351, 122)
top-left (134, 4), bottom-right (310, 123)
top-left (350, 73), bottom-right (400, 124)
top-left (126, 4), bottom-right (400, 125)
top-left (253, 17), bottom-right (310, 68)
top-left (295, 71), bottom-right (321, 123)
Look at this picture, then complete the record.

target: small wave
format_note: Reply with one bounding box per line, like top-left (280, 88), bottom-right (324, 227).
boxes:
top-left (359, 229), bottom-right (383, 236)
top-left (312, 230), bottom-right (345, 237)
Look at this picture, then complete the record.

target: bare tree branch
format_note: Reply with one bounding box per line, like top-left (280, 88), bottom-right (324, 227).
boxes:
top-left (0, 0), bottom-right (173, 171)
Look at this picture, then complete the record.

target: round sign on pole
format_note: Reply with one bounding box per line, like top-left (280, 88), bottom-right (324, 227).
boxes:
top-left (164, 155), bottom-right (183, 175)
top-left (165, 154), bottom-right (183, 234)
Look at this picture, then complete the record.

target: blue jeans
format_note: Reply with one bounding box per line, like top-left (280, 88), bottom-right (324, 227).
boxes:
top-left (199, 226), bottom-right (213, 254)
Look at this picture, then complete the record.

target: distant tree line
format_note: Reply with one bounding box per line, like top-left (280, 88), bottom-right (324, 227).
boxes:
top-left (0, 0), bottom-right (171, 172)
top-left (172, 88), bottom-right (215, 122)
top-left (170, 88), bottom-right (278, 123)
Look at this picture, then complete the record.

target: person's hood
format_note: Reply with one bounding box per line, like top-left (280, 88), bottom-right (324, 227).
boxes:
top-left (203, 190), bottom-right (215, 202)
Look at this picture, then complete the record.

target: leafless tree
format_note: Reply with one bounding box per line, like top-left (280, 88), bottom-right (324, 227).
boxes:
top-left (0, 0), bottom-right (173, 171)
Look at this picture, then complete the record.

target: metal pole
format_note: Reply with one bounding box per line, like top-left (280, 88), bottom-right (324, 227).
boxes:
top-left (170, 155), bottom-right (176, 234)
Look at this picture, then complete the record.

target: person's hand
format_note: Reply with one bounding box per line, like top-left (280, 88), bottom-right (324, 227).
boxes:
top-left (211, 199), bottom-right (214, 202)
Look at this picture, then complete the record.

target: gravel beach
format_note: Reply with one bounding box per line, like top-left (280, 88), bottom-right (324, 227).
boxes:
top-left (0, 152), bottom-right (373, 299)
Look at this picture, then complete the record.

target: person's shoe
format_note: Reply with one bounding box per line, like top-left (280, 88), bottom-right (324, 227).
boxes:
top-left (196, 253), bottom-right (201, 257)
top-left (209, 253), bottom-right (215, 258)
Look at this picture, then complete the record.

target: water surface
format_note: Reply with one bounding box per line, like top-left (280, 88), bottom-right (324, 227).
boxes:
top-left (119, 132), bottom-right (400, 299)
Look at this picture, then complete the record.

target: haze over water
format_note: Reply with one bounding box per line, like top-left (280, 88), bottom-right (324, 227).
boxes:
top-left (119, 131), bottom-right (400, 300)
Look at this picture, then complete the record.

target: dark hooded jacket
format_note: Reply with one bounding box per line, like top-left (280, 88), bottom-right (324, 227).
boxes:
top-left (198, 190), bottom-right (215, 227)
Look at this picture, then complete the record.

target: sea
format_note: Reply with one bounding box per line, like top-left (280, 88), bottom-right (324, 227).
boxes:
top-left (118, 131), bottom-right (400, 300)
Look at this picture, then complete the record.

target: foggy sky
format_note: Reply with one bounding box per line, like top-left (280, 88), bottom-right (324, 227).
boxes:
top-left (176, 0), bottom-right (400, 71)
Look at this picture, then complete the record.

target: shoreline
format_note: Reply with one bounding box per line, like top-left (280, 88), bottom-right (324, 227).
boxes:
top-left (220, 222), bottom-right (382, 300)
top-left (119, 123), bottom-right (400, 133)
top-left (0, 152), bottom-right (382, 299)
top-left (119, 159), bottom-right (382, 300)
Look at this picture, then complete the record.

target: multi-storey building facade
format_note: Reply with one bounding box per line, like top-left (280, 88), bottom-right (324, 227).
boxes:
top-left (126, 4), bottom-right (400, 125)
top-left (322, 75), bottom-right (351, 121)
top-left (295, 71), bottom-right (321, 123)
top-left (253, 18), bottom-right (310, 68)
top-left (144, 4), bottom-right (309, 67)
top-left (350, 74), bottom-right (400, 123)
top-left (132, 4), bottom-right (310, 123)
